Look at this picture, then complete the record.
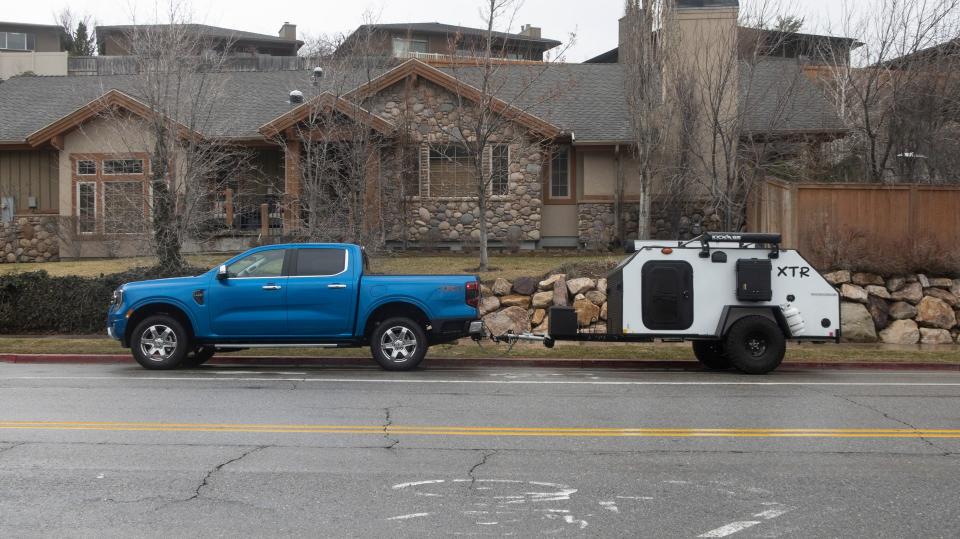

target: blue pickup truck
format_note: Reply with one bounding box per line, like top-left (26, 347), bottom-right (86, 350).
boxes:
top-left (107, 243), bottom-right (482, 370)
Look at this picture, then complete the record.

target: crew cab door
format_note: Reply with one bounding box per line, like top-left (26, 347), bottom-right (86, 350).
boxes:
top-left (285, 247), bottom-right (356, 338)
top-left (207, 248), bottom-right (289, 338)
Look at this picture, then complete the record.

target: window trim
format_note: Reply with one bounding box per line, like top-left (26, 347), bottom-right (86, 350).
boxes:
top-left (102, 158), bottom-right (145, 176)
top-left (289, 248), bottom-right (350, 278)
top-left (76, 181), bottom-right (97, 235)
top-left (77, 160), bottom-right (97, 176)
top-left (548, 146), bottom-right (572, 201)
top-left (490, 144), bottom-right (511, 197)
top-left (392, 36), bottom-right (429, 56)
top-left (0, 32), bottom-right (30, 51)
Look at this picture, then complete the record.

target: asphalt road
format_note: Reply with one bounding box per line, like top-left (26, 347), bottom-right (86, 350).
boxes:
top-left (0, 362), bottom-right (958, 538)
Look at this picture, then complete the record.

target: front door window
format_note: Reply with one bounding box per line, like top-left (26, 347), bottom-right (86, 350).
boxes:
top-left (227, 250), bottom-right (285, 278)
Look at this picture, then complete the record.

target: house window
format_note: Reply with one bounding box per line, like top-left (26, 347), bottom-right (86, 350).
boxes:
top-left (0, 32), bottom-right (31, 51)
top-left (102, 182), bottom-right (145, 233)
top-left (392, 37), bottom-right (428, 57)
top-left (103, 159), bottom-right (144, 175)
top-left (77, 183), bottom-right (96, 233)
top-left (428, 145), bottom-right (476, 197)
top-left (77, 160), bottom-right (97, 175)
top-left (491, 145), bottom-right (510, 196)
top-left (550, 146), bottom-right (570, 198)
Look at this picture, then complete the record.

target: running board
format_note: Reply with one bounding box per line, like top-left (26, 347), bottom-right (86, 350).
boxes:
top-left (214, 343), bottom-right (342, 349)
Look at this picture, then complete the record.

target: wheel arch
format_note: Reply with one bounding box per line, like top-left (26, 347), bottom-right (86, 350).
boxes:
top-left (716, 306), bottom-right (790, 338)
top-left (362, 301), bottom-right (431, 343)
top-left (124, 301), bottom-right (197, 347)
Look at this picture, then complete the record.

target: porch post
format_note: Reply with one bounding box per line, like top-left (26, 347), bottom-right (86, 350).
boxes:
top-left (283, 135), bottom-right (301, 233)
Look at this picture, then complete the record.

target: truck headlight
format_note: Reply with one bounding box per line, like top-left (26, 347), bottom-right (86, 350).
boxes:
top-left (111, 288), bottom-right (124, 308)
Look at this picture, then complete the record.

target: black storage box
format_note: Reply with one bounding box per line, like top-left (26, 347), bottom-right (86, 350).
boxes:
top-left (548, 306), bottom-right (578, 336)
top-left (736, 258), bottom-right (772, 301)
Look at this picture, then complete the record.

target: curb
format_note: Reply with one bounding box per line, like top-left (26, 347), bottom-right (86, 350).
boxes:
top-left (1, 354), bottom-right (958, 371)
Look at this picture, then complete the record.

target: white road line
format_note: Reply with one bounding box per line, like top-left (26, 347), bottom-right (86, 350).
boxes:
top-left (386, 512), bottom-right (431, 521)
top-left (754, 508), bottom-right (791, 519)
top-left (698, 521), bottom-right (761, 537)
top-left (8, 375), bottom-right (960, 387)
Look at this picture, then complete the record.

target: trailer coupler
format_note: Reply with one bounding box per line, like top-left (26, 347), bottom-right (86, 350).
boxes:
top-left (492, 331), bottom-right (556, 349)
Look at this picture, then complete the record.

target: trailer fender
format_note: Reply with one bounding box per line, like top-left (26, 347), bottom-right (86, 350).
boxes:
top-left (716, 306), bottom-right (790, 338)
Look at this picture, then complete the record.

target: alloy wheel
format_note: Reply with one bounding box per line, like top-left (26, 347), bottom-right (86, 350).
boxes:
top-left (380, 326), bottom-right (418, 363)
top-left (139, 325), bottom-right (178, 362)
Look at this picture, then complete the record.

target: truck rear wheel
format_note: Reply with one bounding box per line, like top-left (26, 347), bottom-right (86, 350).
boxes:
top-left (724, 316), bottom-right (785, 375)
top-left (371, 317), bottom-right (427, 371)
top-left (692, 340), bottom-right (731, 370)
top-left (130, 315), bottom-right (189, 370)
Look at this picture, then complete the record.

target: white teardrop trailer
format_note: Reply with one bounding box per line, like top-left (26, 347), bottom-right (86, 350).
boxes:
top-left (491, 233), bottom-right (840, 374)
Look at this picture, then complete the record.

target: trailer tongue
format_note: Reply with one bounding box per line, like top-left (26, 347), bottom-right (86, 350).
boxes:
top-left (490, 232), bottom-right (840, 374)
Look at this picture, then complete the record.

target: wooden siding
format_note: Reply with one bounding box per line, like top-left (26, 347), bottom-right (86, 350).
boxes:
top-left (0, 150), bottom-right (59, 212)
top-left (748, 178), bottom-right (960, 259)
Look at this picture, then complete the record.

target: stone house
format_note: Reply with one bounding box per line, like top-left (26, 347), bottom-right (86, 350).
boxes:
top-left (0, 1), bottom-right (848, 261)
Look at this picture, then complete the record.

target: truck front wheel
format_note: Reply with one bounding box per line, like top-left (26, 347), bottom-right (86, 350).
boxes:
top-left (131, 315), bottom-right (189, 370)
top-left (692, 340), bottom-right (731, 370)
top-left (724, 316), bottom-right (786, 375)
top-left (371, 317), bottom-right (428, 371)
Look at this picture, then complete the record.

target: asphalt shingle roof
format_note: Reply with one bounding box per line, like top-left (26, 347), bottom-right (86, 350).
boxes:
top-left (350, 22), bottom-right (561, 48)
top-left (740, 58), bottom-right (845, 134)
top-left (97, 24), bottom-right (303, 46)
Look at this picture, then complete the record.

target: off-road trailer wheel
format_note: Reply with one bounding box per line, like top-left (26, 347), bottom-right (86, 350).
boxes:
top-left (691, 340), bottom-right (732, 370)
top-left (370, 316), bottom-right (428, 371)
top-left (130, 315), bottom-right (190, 370)
top-left (724, 316), bottom-right (786, 374)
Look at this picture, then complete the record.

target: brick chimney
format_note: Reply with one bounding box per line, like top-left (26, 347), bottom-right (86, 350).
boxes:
top-left (519, 24), bottom-right (541, 39)
top-left (279, 22), bottom-right (297, 41)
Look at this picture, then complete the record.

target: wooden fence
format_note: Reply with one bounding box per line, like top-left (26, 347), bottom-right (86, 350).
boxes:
top-left (746, 177), bottom-right (960, 257)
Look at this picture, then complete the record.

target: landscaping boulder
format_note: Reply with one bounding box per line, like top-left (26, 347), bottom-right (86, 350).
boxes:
top-left (950, 279), bottom-right (960, 298)
top-left (917, 274), bottom-right (931, 288)
top-left (479, 296), bottom-right (500, 316)
top-left (880, 319), bottom-right (920, 344)
top-left (585, 290), bottom-right (607, 306)
top-left (531, 291), bottom-right (553, 309)
top-left (888, 301), bottom-right (918, 320)
top-left (840, 302), bottom-right (878, 343)
top-left (824, 270), bottom-right (851, 285)
top-left (500, 294), bottom-right (531, 309)
top-left (920, 328), bottom-right (954, 345)
top-left (840, 284), bottom-right (869, 304)
top-left (600, 302), bottom-right (608, 321)
top-left (567, 277), bottom-right (595, 296)
top-left (852, 272), bottom-right (884, 286)
top-left (574, 298), bottom-right (600, 326)
top-left (480, 284), bottom-right (492, 297)
top-left (885, 276), bottom-right (907, 293)
top-left (915, 296), bottom-right (956, 329)
top-left (865, 285), bottom-right (891, 300)
top-left (511, 276), bottom-right (538, 296)
top-left (482, 306), bottom-right (531, 336)
top-left (867, 296), bottom-right (889, 330)
top-left (924, 287), bottom-right (959, 308)
top-left (890, 282), bottom-right (923, 304)
top-left (928, 277), bottom-right (954, 289)
top-left (532, 308), bottom-right (547, 326)
top-left (596, 278), bottom-right (608, 294)
top-left (492, 278), bottom-right (512, 296)
top-left (552, 276), bottom-right (569, 307)
top-left (538, 274), bottom-right (565, 290)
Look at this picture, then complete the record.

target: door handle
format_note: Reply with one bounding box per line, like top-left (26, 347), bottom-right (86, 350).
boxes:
top-left (327, 284), bottom-right (347, 289)
top-left (262, 284), bottom-right (282, 290)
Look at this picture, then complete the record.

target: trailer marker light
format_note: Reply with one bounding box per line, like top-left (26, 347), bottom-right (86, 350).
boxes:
top-left (661, 248), bottom-right (673, 255)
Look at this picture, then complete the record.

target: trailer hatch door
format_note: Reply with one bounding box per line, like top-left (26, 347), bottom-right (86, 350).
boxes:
top-left (641, 261), bottom-right (693, 330)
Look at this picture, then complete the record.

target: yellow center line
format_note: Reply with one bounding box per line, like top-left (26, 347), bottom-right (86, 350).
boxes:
top-left (0, 421), bottom-right (958, 438)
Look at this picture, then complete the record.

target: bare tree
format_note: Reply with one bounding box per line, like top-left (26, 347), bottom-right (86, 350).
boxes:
top-left (54, 8), bottom-right (97, 56)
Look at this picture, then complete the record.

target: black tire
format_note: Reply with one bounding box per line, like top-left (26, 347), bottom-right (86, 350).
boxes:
top-left (724, 316), bottom-right (786, 375)
top-left (130, 315), bottom-right (190, 370)
top-left (182, 346), bottom-right (216, 368)
top-left (370, 317), bottom-right (428, 371)
top-left (692, 340), bottom-right (731, 370)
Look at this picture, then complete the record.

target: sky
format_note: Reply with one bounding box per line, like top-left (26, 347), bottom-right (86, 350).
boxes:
top-left (3, 0), bottom-right (852, 62)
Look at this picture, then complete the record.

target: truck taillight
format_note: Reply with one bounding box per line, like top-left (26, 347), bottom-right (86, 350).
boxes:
top-left (465, 281), bottom-right (479, 307)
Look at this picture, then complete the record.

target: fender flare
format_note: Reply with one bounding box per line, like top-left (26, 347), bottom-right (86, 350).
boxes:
top-left (126, 297), bottom-right (201, 335)
top-left (716, 305), bottom-right (790, 338)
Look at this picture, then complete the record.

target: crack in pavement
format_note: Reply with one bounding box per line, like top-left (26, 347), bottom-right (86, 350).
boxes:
top-left (0, 441), bottom-right (27, 456)
top-left (383, 407), bottom-right (399, 450)
top-left (185, 445), bottom-right (266, 502)
top-left (836, 394), bottom-right (954, 456)
top-left (467, 449), bottom-right (497, 489)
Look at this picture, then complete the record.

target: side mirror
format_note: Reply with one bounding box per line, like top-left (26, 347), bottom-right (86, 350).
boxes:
top-left (217, 264), bottom-right (229, 280)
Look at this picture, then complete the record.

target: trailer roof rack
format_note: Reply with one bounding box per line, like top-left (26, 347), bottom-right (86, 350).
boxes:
top-left (692, 232), bottom-right (781, 259)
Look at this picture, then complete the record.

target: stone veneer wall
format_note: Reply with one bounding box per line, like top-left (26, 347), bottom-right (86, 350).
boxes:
top-left (364, 79), bottom-right (544, 245)
top-left (576, 197), bottom-right (727, 246)
top-left (1, 215), bottom-right (59, 263)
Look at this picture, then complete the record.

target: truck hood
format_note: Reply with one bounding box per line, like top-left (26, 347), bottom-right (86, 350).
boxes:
top-left (121, 274), bottom-right (208, 292)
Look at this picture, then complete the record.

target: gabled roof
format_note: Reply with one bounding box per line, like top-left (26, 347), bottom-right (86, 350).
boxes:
top-left (346, 59), bottom-right (563, 138)
top-left (96, 24), bottom-right (304, 48)
top-left (740, 58), bottom-right (846, 136)
top-left (259, 91), bottom-right (395, 138)
top-left (344, 22), bottom-right (561, 50)
top-left (26, 89), bottom-right (200, 147)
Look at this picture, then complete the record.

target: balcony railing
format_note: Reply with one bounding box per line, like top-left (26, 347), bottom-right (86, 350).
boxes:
top-left (212, 188), bottom-right (284, 236)
top-left (68, 55), bottom-right (313, 76)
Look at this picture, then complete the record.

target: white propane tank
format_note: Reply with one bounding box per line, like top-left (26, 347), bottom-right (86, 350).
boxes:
top-left (781, 303), bottom-right (806, 336)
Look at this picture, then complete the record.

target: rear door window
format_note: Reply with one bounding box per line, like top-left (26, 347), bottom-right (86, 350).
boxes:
top-left (295, 248), bottom-right (347, 276)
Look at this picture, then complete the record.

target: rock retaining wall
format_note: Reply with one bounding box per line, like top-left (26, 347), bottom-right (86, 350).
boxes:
top-left (1, 215), bottom-right (59, 263)
top-left (480, 274), bottom-right (608, 336)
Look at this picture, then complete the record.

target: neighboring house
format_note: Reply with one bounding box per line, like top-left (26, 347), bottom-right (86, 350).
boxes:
top-left (96, 23), bottom-right (303, 56)
top-left (0, 21), bottom-right (68, 79)
top-left (0, 2), bottom-right (848, 261)
top-left (336, 22), bottom-right (561, 63)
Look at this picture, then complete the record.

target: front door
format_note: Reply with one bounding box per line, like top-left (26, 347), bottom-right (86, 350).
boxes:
top-left (285, 247), bottom-right (356, 338)
top-left (208, 248), bottom-right (288, 338)
top-left (641, 261), bottom-right (694, 331)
